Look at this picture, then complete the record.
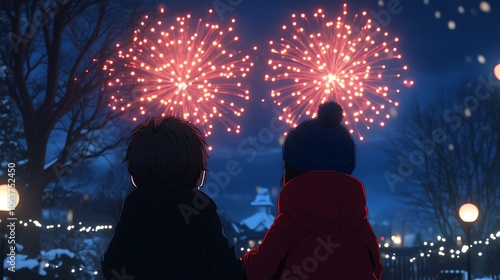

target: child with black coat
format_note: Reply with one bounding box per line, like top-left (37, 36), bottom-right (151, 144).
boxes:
top-left (101, 116), bottom-right (244, 279)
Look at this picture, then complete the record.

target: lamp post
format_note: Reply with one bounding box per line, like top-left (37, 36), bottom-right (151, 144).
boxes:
top-left (0, 184), bottom-right (20, 279)
top-left (458, 203), bottom-right (479, 280)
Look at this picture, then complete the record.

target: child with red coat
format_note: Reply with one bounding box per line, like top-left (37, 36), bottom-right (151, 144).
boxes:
top-left (243, 102), bottom-right (383, 280)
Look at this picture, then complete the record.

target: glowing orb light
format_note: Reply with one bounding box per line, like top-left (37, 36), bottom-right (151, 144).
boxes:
top-left (423, 2), bottom-right (492, 29)
top-left (480, 1), bottom-right (491, 13)
top-left (0, 184), bottom-right (20, 211)
top-left (265, 5), bottom-right (413, 140)
top-left (391, 235), bottom-right (402, 245)
top-left (459, 203), bottom-right (479, 223)
top-left (448, 20), bottom-right (456, 30)
top-left (477, 55), bottom-right (486, 64)
top-left (106, 8), bottom-right (254, 136)
top-left (494, 64), bottom-right (500, 81)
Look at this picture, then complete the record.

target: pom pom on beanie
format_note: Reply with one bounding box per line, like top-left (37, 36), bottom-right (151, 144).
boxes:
top-left (317, 101), bottom-right (343, 127)
top-left (282, 101), bottom-right (356, 174)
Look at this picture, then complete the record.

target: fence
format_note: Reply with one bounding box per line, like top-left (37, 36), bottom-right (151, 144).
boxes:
top-left (227, 225), bottom-right (500, 279)
top-left (380, 245), bottom-right (500, 280)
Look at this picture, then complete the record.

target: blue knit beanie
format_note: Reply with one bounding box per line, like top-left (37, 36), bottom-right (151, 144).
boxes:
top-left (282, 101), bottom-right (356, 174)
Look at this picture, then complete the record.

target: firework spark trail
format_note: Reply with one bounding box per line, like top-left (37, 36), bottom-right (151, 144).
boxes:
top-left (105, 8), bottom-right (254, 137)
top-left (265, 4), bottom-right (413, 140)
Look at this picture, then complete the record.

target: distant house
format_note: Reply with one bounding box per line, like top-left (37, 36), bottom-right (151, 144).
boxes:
top-left (240, 188), bottom-right (275, 232)
top-left (231, 188), bottom-right (276, 245)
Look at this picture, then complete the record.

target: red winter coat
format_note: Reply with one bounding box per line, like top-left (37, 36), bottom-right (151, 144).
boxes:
top-left (243, 170), bottom-right (383, 280)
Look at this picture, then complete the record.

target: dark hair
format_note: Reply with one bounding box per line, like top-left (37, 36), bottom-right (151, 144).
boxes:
top-left (280, 163), bottom-right (302, 187)
top-left (123, 116), bottom-right (208, 188)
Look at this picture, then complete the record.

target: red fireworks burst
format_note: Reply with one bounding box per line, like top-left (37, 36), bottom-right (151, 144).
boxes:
top-left (266, 4), bottom-right (413, 140)
top-left (105, 8), bottom-right (254, 136)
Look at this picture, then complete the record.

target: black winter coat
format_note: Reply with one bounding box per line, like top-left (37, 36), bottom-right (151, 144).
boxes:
top-left (101, 183), bottom-right (244, 279)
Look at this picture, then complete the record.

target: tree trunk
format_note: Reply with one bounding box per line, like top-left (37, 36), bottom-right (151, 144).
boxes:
top-left (16, 129), bottom-right (48, 257)
top-left (17, 183), bottom-right (43, 258)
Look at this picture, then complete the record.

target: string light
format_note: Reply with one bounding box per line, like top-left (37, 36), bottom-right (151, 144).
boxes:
top-left (8, 218), bottom-right (498, 271)
top-left (383, 230), bottom-right (499, 263)
top-left (5, 219), bottom-right (114, 232)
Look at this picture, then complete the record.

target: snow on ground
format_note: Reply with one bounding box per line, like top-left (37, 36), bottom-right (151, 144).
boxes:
top-left (3, 254), bottom-right (38, 270)
top-left (3, 248), bottom-right (77, 277)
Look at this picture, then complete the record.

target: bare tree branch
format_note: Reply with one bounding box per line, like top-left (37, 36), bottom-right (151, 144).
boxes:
top-left (0, 0), bottom-right (166, 256)
top-left (386, 80), bottom-right (500, 238)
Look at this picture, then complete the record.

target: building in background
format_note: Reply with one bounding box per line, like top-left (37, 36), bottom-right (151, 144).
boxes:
top-left (239, 187), bottom-right (275, 232)
top-left (228, 188), bottom-right (276, 254)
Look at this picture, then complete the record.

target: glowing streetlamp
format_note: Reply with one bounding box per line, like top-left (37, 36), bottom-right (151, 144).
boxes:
top-left (458, 203), bottom-right (479, 280)
top-left (0, 184), bottom-right (20, 211)
top-left (494, 64), bottom-right (500, 81)
top-left (391, 235), bottom-right (402, 247)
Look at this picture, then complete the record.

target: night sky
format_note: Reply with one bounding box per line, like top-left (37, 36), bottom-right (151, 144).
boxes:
top-left (177, 0), bottom-right (500, 224)
top-left (53, 0), bottom-right (500, 226)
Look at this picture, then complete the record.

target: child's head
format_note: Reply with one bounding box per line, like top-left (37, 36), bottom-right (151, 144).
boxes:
top-left (124, 116), bottom-right (208, 188)
top-left (281, 101), bottom-right (356, 185)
